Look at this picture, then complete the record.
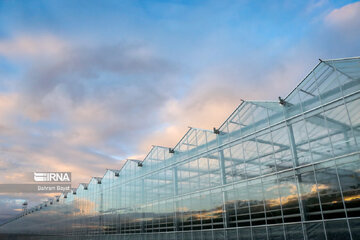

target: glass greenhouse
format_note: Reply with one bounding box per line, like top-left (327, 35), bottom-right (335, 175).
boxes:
top-left (1, 57), bottom-right (360, 240)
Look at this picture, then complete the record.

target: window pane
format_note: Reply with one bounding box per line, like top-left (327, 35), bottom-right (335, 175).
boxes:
top-left (285, 223), bottom-right (304, 240)
top-left (278, 175), bottom-right (301, 223)
top-left (337, 160), bottom-right (360, 218)
top-left (325, 220), bottom-right (351, 240)
top-left (305, 222), bottom-right (326, 240)
top-left (268, 225), bottom-right (285, 240)
top-left (315, 167), bottom-right (345, 219)
top-left (297, 169), bottom-right (322, 220)
top-left (349, 218), bottom-right (360, 240)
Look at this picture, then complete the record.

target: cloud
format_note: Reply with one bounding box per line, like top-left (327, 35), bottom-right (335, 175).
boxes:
top-left (18, 38), bottom-right (178, 121)
top-left (0, 35), bottom-right (67, 60)
top-left (306, 0), bottom-right (328, 13)
top-left (0, 34), bottom-right (181, 154)
top-left (324, 1), bottom-right (360, 40)
top-left (0, 94), bottom-right (18, 123)
top-left (0, 34), bottom-right (181, 196)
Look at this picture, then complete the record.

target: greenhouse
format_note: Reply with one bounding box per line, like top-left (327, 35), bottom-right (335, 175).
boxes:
top-left (1, 57), bottom-right (360, 239)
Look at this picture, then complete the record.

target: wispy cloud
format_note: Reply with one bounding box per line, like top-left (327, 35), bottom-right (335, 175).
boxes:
top-left (0, 35), bottom-right (67, 60)
top-left (324, 1), bottom-right (360, 40)
top-left (306, 0), bottom-right (328, 13)
top-left (0, 34), bottom-right (180, 194)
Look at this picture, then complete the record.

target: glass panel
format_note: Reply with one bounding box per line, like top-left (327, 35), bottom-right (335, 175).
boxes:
top-left (237, 227), bottom-right (251, 240)
top-left (337, 159), bottom-right (360, 218)
top-left (325, 103), bottom-right (357, 157)
top-left (305, 222), bottom-right (326, 240)
top-left (226, 229), bottom-right (238, 240)
top-left (305, 114), bottom-right (333, 163)
top-left (278, 175), bottom-right (301, 223)
top-left (271, 124), bottom-right (294, 171)
top-left (235, 184), bottom-right (250, 227)
top-left (285, 223), bottom-right (304, 240)
top-left (248, 181), bottom-right (265, 226)
top-left (345, 98), bottom-right (360, 151)
top-left (263, 177), bottom-right (283, 224)
top-left (325, 220), bottom-right (351, 240)
top-left (349, 218), bottom-right (360, 240)
top-left (292, 120), bottom-right (312, 166)
top-left (297, 169), bottom-right (322, 221)
top-left (225, 145), bottom-right (246, 183)
top-left (252, 226), bottom-right (267, 240)
top-left (268, 225), bottom-right (285, 240)
top-left (315, 167), bottom-right (345, 219)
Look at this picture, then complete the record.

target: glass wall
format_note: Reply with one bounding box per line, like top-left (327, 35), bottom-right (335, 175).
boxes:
top-left (1, 57), bottom-right (360, 240)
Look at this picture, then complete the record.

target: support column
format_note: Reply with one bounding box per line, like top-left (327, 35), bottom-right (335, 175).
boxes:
top-left (99, 190), bottom-right (104, 234)
top-left (217, 134), bottom-right (229, 229)
top-left (141, 178), bottom-right (145, 234)
top-left (173, 167), bottom-right (179, 232)
top-left (287, 124), bottom-right (299, 167)
top-left (286, 119), bottom-right (308, 240)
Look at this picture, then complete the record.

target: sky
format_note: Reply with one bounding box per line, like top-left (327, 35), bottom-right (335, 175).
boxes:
top-left (0, 0), bottom-right (360, 223)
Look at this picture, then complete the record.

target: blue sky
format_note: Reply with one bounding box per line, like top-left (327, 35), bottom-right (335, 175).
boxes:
top-left (0, 0), bottom-right (360, 223)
